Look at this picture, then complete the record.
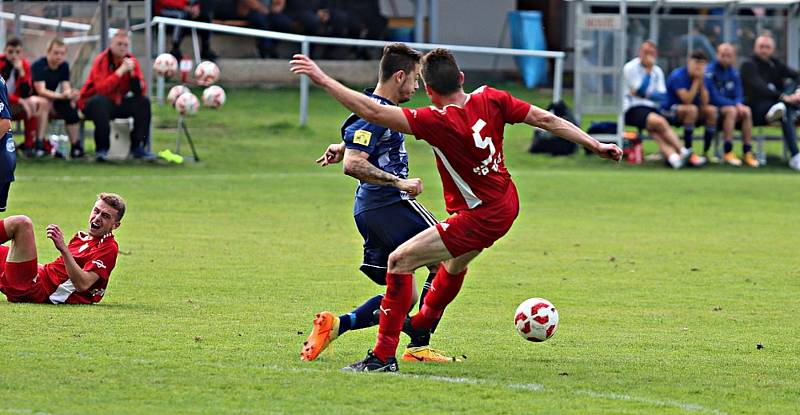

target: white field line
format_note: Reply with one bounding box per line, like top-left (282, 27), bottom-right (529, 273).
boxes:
top-left (204, 362), bottom-right (727, 415)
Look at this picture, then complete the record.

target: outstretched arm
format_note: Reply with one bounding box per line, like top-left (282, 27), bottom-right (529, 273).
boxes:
top-left (524, 105), bottom-right (622, 161)
top-left (290, 54), bottom-right (413, 134)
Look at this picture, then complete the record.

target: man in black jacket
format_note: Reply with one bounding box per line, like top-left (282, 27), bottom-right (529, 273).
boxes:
top-left (740, 34), bottom-right (800, 170)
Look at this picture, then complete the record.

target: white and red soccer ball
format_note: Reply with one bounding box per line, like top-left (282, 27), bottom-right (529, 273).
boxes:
top-left (514, 298), bottom-right (559, 342)
top-left (167, 85), bottom-right (190, 105)
top-left (201, 85), bottom-right (226, 108)
top-left (153, 53), bottom-right (178, 78)
top-left (194, 61), bottom-right (219, 86)
top-left (174, 91), bottom-right (199, 115)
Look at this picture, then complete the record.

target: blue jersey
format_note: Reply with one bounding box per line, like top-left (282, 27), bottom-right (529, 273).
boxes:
top-left (665, 66), bottom-right (717, 109)
top-left (705, 60), bottom-right (744, 107)
top-left (0, 76), bottom-right (15, 183)
top-left (341, 90), bottom-right (410, 215)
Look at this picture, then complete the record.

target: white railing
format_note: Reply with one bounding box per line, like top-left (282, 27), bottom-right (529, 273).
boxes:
top-left (141, 16), bottom-right (566, 127)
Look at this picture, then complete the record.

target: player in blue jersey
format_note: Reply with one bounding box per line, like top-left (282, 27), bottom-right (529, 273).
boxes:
top-left (301, 44), bottom-right (460, 363)
top-left (0, 75), bottom-right (15, 212)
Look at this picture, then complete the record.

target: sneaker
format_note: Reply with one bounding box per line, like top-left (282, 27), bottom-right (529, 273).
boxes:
top-left (722, 151), bottom-right (742, 167)
top-left (688, 153), bottom-right (707, 167)
top-left (95, 150), bottom-right (108, 163)
top-left (789, 153), bottom-right (800, 171)
top-left (402, 345), bottom-right (464, 363)
top-left (70, 145), bottom-right (85, 159)
top-left (131, 147), bottom-right (156, 160)
top-left (705, 152), bottom-right (721, 164)
top-left (34, 140), bottom-right (46, 158)
top-left (743, 152), bottom-right (760, 168)
top-left (766, 102), bottom-right (786, 123)
top-left (300, 311), bottom-right (340, 361)
top-left (342, 350), bottom-right (399, 372)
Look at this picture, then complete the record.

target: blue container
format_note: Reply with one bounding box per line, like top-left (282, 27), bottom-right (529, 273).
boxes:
top-left (507, 11), bottom-right (548, 89)
top-left (387, 27), bottom-right (414, 43)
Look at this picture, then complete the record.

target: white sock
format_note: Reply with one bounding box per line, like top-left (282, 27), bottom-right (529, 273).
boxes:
top-left (680, 147), bottom-right (691, 158)
top-left (668, 153), bottom-right (682, 168)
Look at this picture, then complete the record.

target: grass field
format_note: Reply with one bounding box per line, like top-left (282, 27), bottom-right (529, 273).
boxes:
top-left (0, 85), bottom-right (798, 414)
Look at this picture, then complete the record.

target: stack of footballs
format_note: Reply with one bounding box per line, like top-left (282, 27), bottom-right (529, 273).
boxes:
top-left (153, 53), bottom-right (226, 115)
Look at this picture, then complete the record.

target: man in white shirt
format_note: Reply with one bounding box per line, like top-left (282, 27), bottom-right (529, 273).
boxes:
top-left (623, 41), bottom-right (690, 169)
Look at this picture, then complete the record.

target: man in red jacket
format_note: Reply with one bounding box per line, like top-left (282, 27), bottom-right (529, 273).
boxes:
top-left (78, 31), bottom-right (152, 161)
top-left (0, 37), bottom-right (49, 156)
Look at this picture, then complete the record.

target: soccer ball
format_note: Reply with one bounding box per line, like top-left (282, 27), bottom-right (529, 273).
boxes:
top-left (514, 298), bottom-right (559, 342)
top-left (167, 85), bottom-right (189, 105)
top-left (201, 85), bottom-right (226, 108)
top-left (153, 53), bottom-right (178, 78)
top-left (174, 92), bottom-right (199, 115)
top-left (194, 61), bottom-right (219, 86)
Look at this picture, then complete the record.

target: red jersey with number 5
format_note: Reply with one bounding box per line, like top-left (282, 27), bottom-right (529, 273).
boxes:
top-left (402, 86), bottom-right (531, 213)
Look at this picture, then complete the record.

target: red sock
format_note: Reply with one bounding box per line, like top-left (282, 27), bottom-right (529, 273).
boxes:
top-left (410, 267), bottom-right (467, 330)
top-left (24, 116), bottom-right (37, 148)
top-left (0, 219), bottom-right (8, 244)
top-left (372, 272), bottom-right (413, 362)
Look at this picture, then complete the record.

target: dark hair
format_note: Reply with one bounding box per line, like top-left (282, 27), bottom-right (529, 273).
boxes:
top-left (689, 49), bottom-right (708, 62)
top-left (5, 37), bottom-right (22, 48)
top-left (421, 48), bottom-right (461, 95)
top-left (379, 43), bottom-right (422, 82)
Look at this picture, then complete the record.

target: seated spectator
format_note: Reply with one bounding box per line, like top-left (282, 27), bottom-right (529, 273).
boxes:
top-left (0, 37), bottom-right (49, 157)
top-left (664, 50), bottom-right (717, 167)
top-left (212, 0), bottom-right (293, 58)
top-left (740, 34), bottom-right (800, 171)
top-left (285, 0), bottom-right (351, 57)
top-left (706, 43), bottom-right (758, 167)
top-left (623, 41), bottom-right (691, 169)
top-left (155, 0), bottom-right (217, 61)
top-left (345, 0), bottom-right (387, 41)
top-left (78, 31), bottom-right (152, 161)
top-left (31, 38), bottom-right (81, 158)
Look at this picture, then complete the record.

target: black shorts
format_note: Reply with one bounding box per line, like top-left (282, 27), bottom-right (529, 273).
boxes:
top-left (353, 200), bottom-right (437, 285)
top-left (52, 99), bottom-right (80, 124)
top-left (624, 106), bottom-right (660, 130)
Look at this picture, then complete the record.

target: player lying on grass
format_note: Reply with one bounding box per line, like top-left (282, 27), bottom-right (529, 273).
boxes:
top-left (291, 48), bottom-right (622, 372)
top-left (302, 44), bottom-right (461, 363)
top-left (0, 193), bottom-right (124, 304)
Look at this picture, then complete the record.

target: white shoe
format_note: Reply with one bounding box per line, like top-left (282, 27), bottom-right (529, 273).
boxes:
top-left (789, 153), bottom-right (800, 171)
top-left (766, 102), bottom-right (786, 123)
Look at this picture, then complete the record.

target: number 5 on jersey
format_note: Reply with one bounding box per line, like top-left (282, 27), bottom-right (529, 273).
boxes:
top-left (471, 119), bottom-right (500, 176)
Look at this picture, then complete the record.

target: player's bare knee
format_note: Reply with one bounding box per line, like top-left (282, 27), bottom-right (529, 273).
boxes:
top-left (387, 250), bottom-right (410, 273)
top-left (6, 215), bottom-right (33, 233)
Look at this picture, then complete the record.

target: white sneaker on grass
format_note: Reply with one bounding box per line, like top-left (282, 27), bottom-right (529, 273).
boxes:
top-left (789, 153), bottom-right (800, 171)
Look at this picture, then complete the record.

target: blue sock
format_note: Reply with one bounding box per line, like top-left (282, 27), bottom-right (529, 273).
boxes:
top-left (703, 126), bottom-right (716, 153)
top-left (337, 294), bottom-right (384, 336)
top-left (684, 126), bottom-right (694, 149)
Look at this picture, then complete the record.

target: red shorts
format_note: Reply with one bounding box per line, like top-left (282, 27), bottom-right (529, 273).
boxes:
top-left (0, 245), bottom-right (48, 303)
top-left (435, 182), bottom-right (520, 257)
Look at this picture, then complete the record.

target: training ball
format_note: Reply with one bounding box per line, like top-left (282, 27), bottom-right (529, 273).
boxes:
top-left (514, 298), bottom-right (559, 342)
top-left (174, 92), bottom-right (199, 115)
top-left (153, 53), bottom-right (178, 77)
top-left (202, 85), bottom-right (226, 108)
top-left (167, 85), bottom-right (190, 105)
top-left (194, 61), bottom-right (219, 86)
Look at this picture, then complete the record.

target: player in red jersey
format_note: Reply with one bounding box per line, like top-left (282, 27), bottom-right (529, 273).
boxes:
top-left (0, 193), bottom-right (125, 304)
top-left (291, 49), bottom-right (622, 372)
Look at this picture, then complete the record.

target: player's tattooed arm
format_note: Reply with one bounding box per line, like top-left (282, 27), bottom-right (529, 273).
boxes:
top-left (343, 149), bottom-right (423, 196)
top-left (524, 105), bottom-right (622, 161)
top-left (289, 54), bottom-right (413, 134)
